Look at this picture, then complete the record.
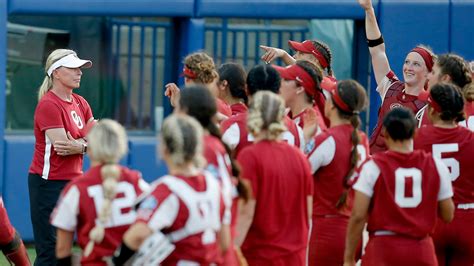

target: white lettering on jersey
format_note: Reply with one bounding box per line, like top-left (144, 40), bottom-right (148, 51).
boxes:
top-left (70, 110), bottom-right (84, 129)
top-left (394, 168), bottom-right (422, 208)
top-left (87, 182), bottom-right (137, 227)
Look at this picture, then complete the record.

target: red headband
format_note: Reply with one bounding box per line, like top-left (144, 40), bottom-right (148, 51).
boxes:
top-left (411, 47), bottom-right (434, 72)
top-left (330, 85), bottom-right (353, 113)
top-left (418, 90), bottom-right (442, 112)
top-left (273, 64), bottom-right (318, 97)
top-left (288, 40), bottom-right (329, 69)
top-left (182, 65), bottom-right (197, 79)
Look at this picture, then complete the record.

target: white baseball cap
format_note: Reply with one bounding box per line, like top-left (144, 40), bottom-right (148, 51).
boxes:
top-left (47, 53), bottom-right (92, 77)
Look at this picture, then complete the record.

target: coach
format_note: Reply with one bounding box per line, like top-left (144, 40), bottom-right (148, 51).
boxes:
top-left (28, 49), bottom-right (95, 265)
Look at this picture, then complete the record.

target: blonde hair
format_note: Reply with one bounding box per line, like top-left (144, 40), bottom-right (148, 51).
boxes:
top-left (38, 49), bottom-right (77, 101)
top-left (184, 52), bottom-right (218, 84)
top-left (161, 114), bottom-right (205, 168)
top-left (464, 82), bottom-right (474, 102)
top-left (247, 91), bottom-right (287, 140)
top-left (83, 119), bottom-right (128, 257)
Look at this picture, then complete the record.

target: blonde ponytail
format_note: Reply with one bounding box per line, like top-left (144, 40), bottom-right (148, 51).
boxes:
top-left (83, 119), bottom-right (128, 257)
top-left (38, 49), bottom-right (77, 101)
top-left (247, 91), bottom-right (286, 140)
top-left (161, 114), bottom-right (205, 168)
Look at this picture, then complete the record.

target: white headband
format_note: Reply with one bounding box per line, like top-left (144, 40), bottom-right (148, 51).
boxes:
top-left (47, 54), bottom-right (92, 77)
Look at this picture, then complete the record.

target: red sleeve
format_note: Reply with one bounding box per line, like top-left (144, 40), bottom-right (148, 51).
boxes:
top-left (236, 149), bottom-right (259, 198)
top-left (36, 100), bottom-right (64, 131)
top-left (220, 116), bottom-right (234, 132)
top-left (300, 151), bottom-right (314, 197)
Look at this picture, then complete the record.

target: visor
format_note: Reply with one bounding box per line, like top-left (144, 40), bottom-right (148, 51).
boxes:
top-left (47, 54), bottom-right (92, 77)
top-left (288, 40), bottom-right (329, 69)
top-left (273, 64), bottom-right (317, 97)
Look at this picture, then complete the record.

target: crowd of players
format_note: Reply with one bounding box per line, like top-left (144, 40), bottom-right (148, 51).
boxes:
top-left (1, 0), bottom-right (474, 265)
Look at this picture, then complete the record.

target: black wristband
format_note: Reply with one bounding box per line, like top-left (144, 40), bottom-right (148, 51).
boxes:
top-left (56, 255), bottom-right (72, 266)
top-left (367, 35), bottom-right (384, 47)
top-left (112, 241), bottom-right (136, 266)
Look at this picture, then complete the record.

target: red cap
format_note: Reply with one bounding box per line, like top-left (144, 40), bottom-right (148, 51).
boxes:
top-left (418, 90), bottom-right (442, 112)
top-left (273, 64), bottom-right (317, 97)
top-left (320, 76), bottom-right (337, 92)
top-left (288, 40), bottom-right (329, 69)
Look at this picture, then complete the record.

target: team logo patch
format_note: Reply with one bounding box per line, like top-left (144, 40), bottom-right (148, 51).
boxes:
top-left (137, 196), bottom-right (158, 220)
top-left (390, 103), bottom-right (402, 109)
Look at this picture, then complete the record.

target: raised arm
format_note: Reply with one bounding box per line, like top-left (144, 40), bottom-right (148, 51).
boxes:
top-left (359, 0), bottom-right (391, 87)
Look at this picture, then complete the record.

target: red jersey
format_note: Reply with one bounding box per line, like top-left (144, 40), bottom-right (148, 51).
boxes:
top-left (203, 135), bottom-right (239, 266)
top-left (216, 98), bottom-right (232, 119)
top-left (29, 91), bottom-right (93, 180)
top-left (307, 124), bottom-right (370, 217)
top-left (416, 105), bottom-right (433, 128)
top-left (289, 106), bottom-right (327, 132)
top-left (369, 71), bottom-right (426, 154)
top-left (459, 101), bottom-right (474, 131)
top-left (51, 165), bottom-right (147, 265)
top-left (354, 151), bottom-right (453, 238)
top-left (236, 140), bottom-right (313, 261)
top-left (229, 102), bottom-right (247, 116)
top-left (414, 125), bottom-right (474, 205)
top-left (221, 112), bottom-right (304, 156)
top-left (135, 173), bottom-right (225, 265)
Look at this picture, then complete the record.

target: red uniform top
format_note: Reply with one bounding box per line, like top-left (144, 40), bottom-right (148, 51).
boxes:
top-left (216, 98), bottom-right (232, 119)
top-left (51, 165), bottom-right (147, 265)
top-left (237, 140), bottom-right (313, 260)
top-left (289, 106), bottom-right (327, 132)
top-left (354, 151), bottom-right (453, 238)
top-left (29, 91), bottom-right (93, 180)
top-left (221, 112), bottom-right (304, 156)
top-left (230, 102), bottom-right (248, 116)
top-left (416, 106), bottom-right (432, 128)
top-left (307, 124), bottom-right (370, 217)
top-left (369, 71), bottom-right (426, 154)
top-left (459, 101), bottom-right (474, 131)
top-left (203, 135), bottom-right (239, 266)
top-left (135, 173), bottom-right (225, 266)
top-left (414, 125), bottom-right (474, 205)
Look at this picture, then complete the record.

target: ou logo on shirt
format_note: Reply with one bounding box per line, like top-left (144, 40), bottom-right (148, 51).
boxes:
top-left (70, 110), bottom-right (84, 129)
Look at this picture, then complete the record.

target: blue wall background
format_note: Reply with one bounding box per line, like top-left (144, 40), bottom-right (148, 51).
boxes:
top-left (1, 0), bottom-right (473, 241)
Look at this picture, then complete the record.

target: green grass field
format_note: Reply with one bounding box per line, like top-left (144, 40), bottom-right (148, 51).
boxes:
top-left (0, 246), bottom-right (36, 265)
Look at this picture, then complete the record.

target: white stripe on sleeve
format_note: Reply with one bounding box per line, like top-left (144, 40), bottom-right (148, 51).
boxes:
top-left (353, 159), bottom-right (380, 198)
top-left (307, 136), bottom-right (336, 174)
top-left (147, 194), bottom-right (179, 232)
top-left (222, 123), bottom-right (240, 150)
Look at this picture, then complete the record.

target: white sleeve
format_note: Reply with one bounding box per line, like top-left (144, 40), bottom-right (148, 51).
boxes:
top-left (296, 124), bottom-right (305, 151)
top-left (51, 185), bottom-right (80, 231)
top-left (376, 75), bottom-right (393, 101)
top-left (138, 179), bottom-right (150, 193)
top-left (146, 194), bottom-right (180, 232)
top-left (307, 136), bottom-right (336, 174)
top-left (433, 157), bottom-right (454, 201)
top-left (353, 160), bottom-right (380, 197)
top-left (222, 123), bottom-right (240, 150)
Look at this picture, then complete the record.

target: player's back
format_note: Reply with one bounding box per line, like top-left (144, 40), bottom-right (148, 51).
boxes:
top-left (415, 125), bottom-right (474, 205)
top-left (366, 150), bottom-right (443, 238)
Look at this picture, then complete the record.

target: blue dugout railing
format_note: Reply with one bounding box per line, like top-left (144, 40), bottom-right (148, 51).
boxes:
top-left (109, 19), bottom-right (173, 130)
top-left (205, 19), bottom-right (309, 67)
